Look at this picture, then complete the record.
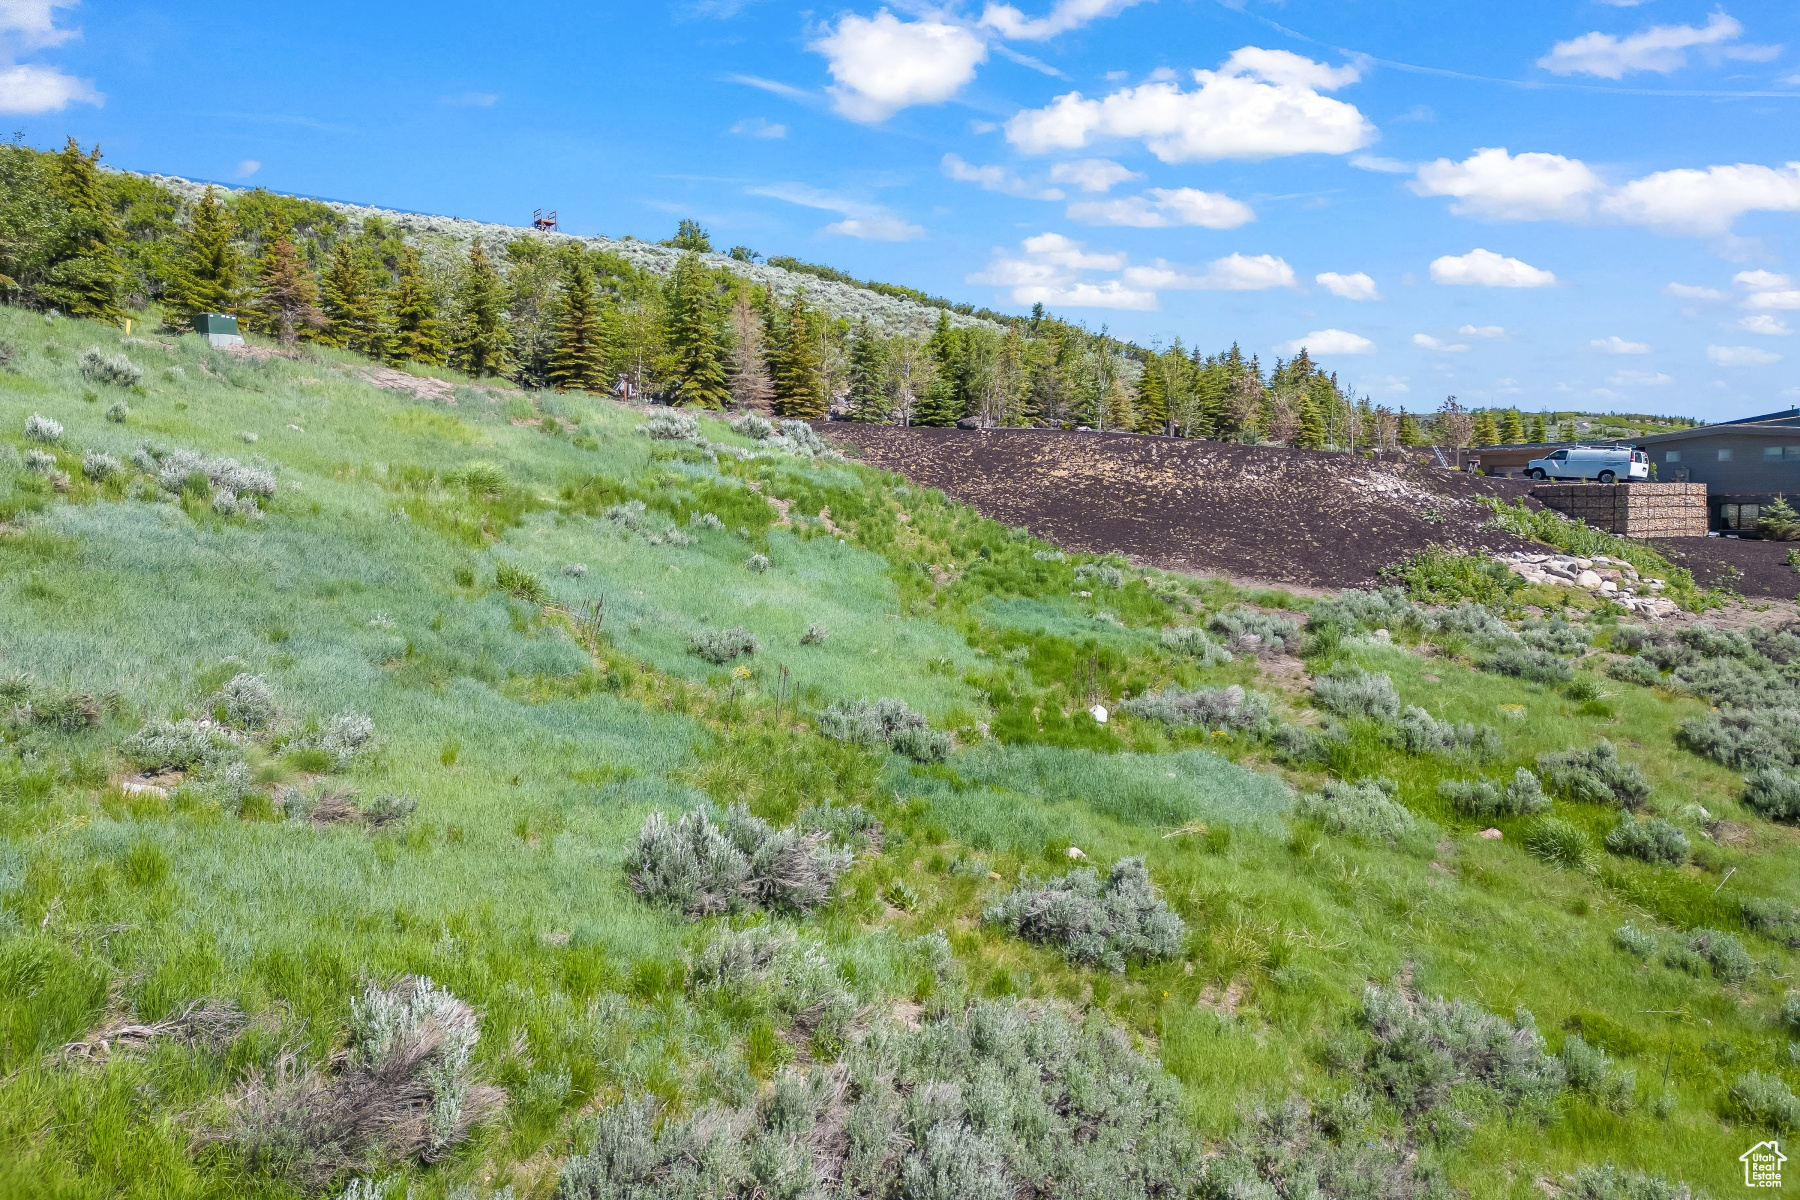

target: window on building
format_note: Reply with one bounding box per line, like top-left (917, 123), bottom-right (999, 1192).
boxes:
top-left (1721, 504), bottom-right (1761, 530)
top-left (1664, 450), bottom-right (1681, 463)
top-left (1718, 448), bottom-right (1734, 461)
top-left (1767, 446), bottom-right (1785, 461)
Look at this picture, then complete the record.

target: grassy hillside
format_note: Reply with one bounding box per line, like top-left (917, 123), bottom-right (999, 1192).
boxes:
top-left (0, 309), bottom-right (1796, 1200)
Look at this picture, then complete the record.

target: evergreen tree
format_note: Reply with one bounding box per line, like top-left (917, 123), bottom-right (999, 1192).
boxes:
top-left (846, 321), bottom-right (889, 422)
top-left (41, 137), bottom-right (124, 321)
top-left (911, 313), bottom-right (962, 427)
top-left (1501, 408), bottom-right (1526, 444)
top-left (1296, 392), bottom-right (1328, 449)
top-left (450, 239), bottom-right (510, 378)
top-left (248, 216), bottom-right (324, 345)
top-left (1472, 410), bottom-right (1500, 447)
top-left (770, 295), bottom-right (824, 419)
top-left (548, 252), bottom-right (608, 392)
top-left (663, 219), bottom-right (713, 253)
top-left (387, 246), bottom-right (446, 365)
top-left (1133, 353), bottom-right (1167, 434)
top-left (664, 252), bottom-right (730, 408)
top-left (320, 241), bottom-right (388, 357)
top-left (164, 186), bottom-right (241, 327)
top-left (1528, 413), bottom-right (1549, 443)
top-left (1397, 410), bottom-right (1424, 447)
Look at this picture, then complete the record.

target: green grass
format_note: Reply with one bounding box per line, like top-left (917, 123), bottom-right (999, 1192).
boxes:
top-left (0, 306), bottom-right (1793, 1198)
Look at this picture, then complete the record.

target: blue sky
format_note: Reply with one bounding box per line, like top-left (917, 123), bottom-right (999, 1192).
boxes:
top-left (9, 0), bottom-right (1800, 419)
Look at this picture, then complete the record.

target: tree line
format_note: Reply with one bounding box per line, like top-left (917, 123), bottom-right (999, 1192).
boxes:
top-left (0, 137), bottom-right (1695, 447)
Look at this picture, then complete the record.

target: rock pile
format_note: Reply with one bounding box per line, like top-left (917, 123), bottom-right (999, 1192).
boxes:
top-left (1498, 552), bottom-right (1678, 617)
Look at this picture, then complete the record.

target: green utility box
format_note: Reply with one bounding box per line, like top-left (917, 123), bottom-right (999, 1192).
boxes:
top-left (193, 312), bottom-right (245, 347)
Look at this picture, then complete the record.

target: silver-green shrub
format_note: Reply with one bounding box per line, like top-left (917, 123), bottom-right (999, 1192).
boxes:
top-left (1781, 992), bottom-right (1800, 1033)
top-left (121, 718), bottom-right (241, 772)
top-left (1157, 626), bottom-right (1233, 665)
top-left (211, 673), bottom-right (277, 730)
top-left (1614, 923), bottom-right (1657, 958)
top-left (79, 348), bottom-right (143, 387)
top-left (1308, 588), bottom-right (1421, 633)
top-left (1569, 1163), bottom-right (1697, 1200)
top-left (625, 804), bottom-right (852, 919)
top-left (1537, 741), bottom-right (1651, 807)
top-left (1743, 768), bottom-right (1800, 822)
top-left (80, 450), bottom-right (121, 481)
top-left (644, 409), bottom-right (701, 441)
top-left (1209, 607), bottom-right (1300, 655)
top-left (1120, 684), bottom-right (1270, 733)
top-left (1731, 1070), bottom-right (1800, 1129)
top-left (745, 552), bottom-right (770, 573)
top-left (689, 927), bottom-right (856, 1047)
top-left (22, 447), bottom-right (55, 473)
top-left (1074, 562), bottom-right (1124, 589)
top-left (291, 712), bottom-right (376, 770)
top-left (984, 857), bottom-right (1185, 972)
top-left (689, 626), bottom-right (759, 664)
top-left (1386, 706), bottom-right (1501, 760)
top-left (1360, 986), bottom-right (1564, 1116)
top-left (1297, 778), bottom-right (1419, 842)
top-left (1520, 615), bottom-right (1591, 655)
top-left (800, 622), bottom-right (829, 645)
top-left (1313, 666), bottom-right (1401, 722)
top-left (817, 697), bottom-right (950, 762)
top-left (1560, 1034), bottom-right (1635, 1112)
top-left (729, 412), bottom-right (775, 440)
top-left (1428, 601), bottom-right (1512, 642)
top-left (1484, 642), bottom-right (1574, 684)
top-left (1439, 768), bottom-right (1549, 818)
top-left (1605, 814), bottom-right (1689, 865)
top-left (104, 401), bottom-right (128, 423)
top-left (1684, 928), bottom-right (1753, 983)
top-left (23, 412), bottom-right (61, 442)
top-left (1607, 656), bottom-right (1663, 688)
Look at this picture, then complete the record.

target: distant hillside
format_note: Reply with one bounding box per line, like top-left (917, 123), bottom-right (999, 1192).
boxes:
top-left (140, 173), bottom-right (1005, 341)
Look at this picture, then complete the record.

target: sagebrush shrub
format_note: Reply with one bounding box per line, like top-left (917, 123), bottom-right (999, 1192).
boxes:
top-left (1614, 923), bottom-right (1657, 958)
top-left (1484, 642), bottom-right (1574, 684)
top-left (1427, 601), bottom-right (1512, 642)
top-left (1360, 987), bottom-right (1564, 1117)
top-left (559, 1000), bottom-right (1202, 1200)
top-left (1520, 615), bottom-right (1591, 656)
top-left (745, 552), bottom-right (770, 573)
top-left (1560, 1034), bottom-right (1635, 1112)
top-left (1157, 625), bottom-right (1233, 666)
top-left (1074, 562), bottom-right (1124, 589)
top-left (1742, 897), bottom-right (1799, 940)
top-left (1209, 607), bottom-right (1300, 655)
top-left (1684, 928), bottom-right (1753, 983)
top-left (1607, 656), bottom-right (1663, 688)
top-left (1536, 741), bottom-right (1651, 807)
top-left (78, 348), bottom-right (143, 387)
top-left (797, 802), bottom-right (882, 850)
top-left (1312, 666), bottom-right (1401, 722)
top-left (817, 697), bottom-right (950, 762)
top-left (1438, 768), bottom-right (1549, 818)
top-left (1386, 706), bottom-right (1501, 759)
top-left (689, 926), bottom-right (855, 1046)
top-left (626, 804), bottom-right (852, 918)
top-left (644, 409), bottom-right (701, 441)
top-left (729, 412), bottom-right (775, 440)
top-left (1744, 769), bottom-right (1800, 823)
top-left (1605, 814), bottom-right (1689, 865)
top-left (149, 447), bottom-right (277, 499)
top-left (1671, 656), bottom-right (1795, 710)
top-left (1525, 817), bottom-right (1590, 868)
top-left (291, 712), bottom-right (375, 770)
top-left (1731, 1070), bottom-right (1800, 1130)
top-left (23, 412), bottom-right (61, 442)
top-left (771, 419), bottom-right (830, 456)
top-left (223, 977), bottom-right (502, 1189)
top-left (985, 857), bottom-right (1185, 972)
top-left (800, 622), bottom-right (829, 645)
top-left (1308, 588), bottom-right (1421, 634)
top-left (1680, 708), bottom-right (1800, 773)
top-left (1296, 778), bottom-right (1418, 842)
top-left (1781, 993), bottom-right (1800, 1033)
top-left (122, 718), bottom-right (241, 772)
top-left (80, 450), bottom-right (120, 481)
top-left (689, 626), bottom-right (759, 664)
top-left (211, 673), bottom-right (276, 730)
top-left (1032, 548), bottom-right (1065, 562)
top-left (22, 447), bottom-right (55, 473)
top-left (104, 401), bottom-right (128, 423)
top-left (1120, 684), bottom-right (1270, 733)
top-left (1268, 719), bottom-right (1350, 766)
top-left (1569, 1163), bottom-right (1697, 1200)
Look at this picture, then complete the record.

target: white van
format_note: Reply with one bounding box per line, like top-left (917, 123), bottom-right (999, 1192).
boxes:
top-left (1526, 445), bottom-right (1650, 483)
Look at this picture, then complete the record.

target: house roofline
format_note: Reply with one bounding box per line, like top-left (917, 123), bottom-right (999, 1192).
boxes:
top-left (1639, 423), bottom-right (1800, 444)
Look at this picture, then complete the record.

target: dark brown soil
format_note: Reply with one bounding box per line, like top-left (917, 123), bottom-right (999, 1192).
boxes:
top-left (824, 425), bottom-right (1544, 591)
top-left (1646, 536), bottom-right (1800, 600)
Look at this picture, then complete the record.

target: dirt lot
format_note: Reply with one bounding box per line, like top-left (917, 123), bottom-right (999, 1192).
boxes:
top-left (1646, 536), bottom-right (1800, 600)
top-left (825, 425), bottom-right (1545, 591)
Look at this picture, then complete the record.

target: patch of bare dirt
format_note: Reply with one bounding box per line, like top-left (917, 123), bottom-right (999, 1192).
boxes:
top-left (1646, 535), bottom-right (1800, 601)
top-left (357, 366), bottom-right (457, 404)
top-left (824, 426), bottom-right (1542, 590)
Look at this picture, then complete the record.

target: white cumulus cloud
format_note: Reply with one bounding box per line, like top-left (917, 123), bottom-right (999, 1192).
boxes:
top-left (1279, 329), bottom-right (1375, 356)
top-left (1748, 290), bottom-right (1800, 310)
top-left (979, 0), bottom-right (1147, 41)
top-left (1599, 161), bottom-right (1800, 237)
top-left (811, 11), bottom-right (987, 123)
top-left (1413, 334), bottom-right (1469, 352)
top-left (1742, 314), bottom-right (1794, 336)
top-left (1458, 324), bottom-right (1507, 338)
top-left (1664, 282), bottom-right (1726, 300)
top-left (1122, 252), bottom-right (1296, 291)
top-left (1005, 46), bottom-right (1373, 162)
top-left (1708, 344), bottom-right (1782, 366)
top-left (1736, 270), bottom-right (1792, 290)
top-left (1066, 186), bottom-right (1255, 229)
top-left (1610, 370), bottom-right (1672, 386)
top-left (1410, 147), bottom-right (1605, 221)
top-left (0, 2), bottom-right (97, 113)
top-left (1429, 249), bottom-right (1557, 288)
top-left (1317, 271), bottom-right (1380, 301)
top-left (1537, 12), bottom-right (1772, 79)
top-left (235, 160), bottom-right (261, 178)
top-left (941, 153), bottom-right (1064, 200)
top-left (1047, 158), bottom-right (1141, 192)
top-left (1592, 336), bottom-right (1650, 354)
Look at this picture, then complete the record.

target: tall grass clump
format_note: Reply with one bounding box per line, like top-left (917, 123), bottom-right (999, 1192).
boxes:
top-left (1438, 768), bottom-right (1549, 818)
top-left (217, 977), bottom-right (503, 1191)
top-left (1120, 684), bottom-right (1270, 733)
top-left (626, 804), bottom-right (852, 919)
top-left (495, 561), bottom-right (547, 603)
top-left (817, 697), bottom-right (951, 762)
top-left (1525, 817), bottom-right (1591, 869)
top-left (984, 857), bottom-right (1186, 971)
top-left (1536, 741), bottom-right (1651, 807)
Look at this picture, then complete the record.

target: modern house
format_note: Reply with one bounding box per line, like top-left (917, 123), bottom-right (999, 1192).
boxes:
top-left (1638, 408), bottom-right (1800, 533)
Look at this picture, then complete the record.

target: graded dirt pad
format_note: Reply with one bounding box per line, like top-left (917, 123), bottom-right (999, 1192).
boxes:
top-left (824, 426), bottom-right (1543, 591)
top-left (1646, 536), bottom-right (1800, 600)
